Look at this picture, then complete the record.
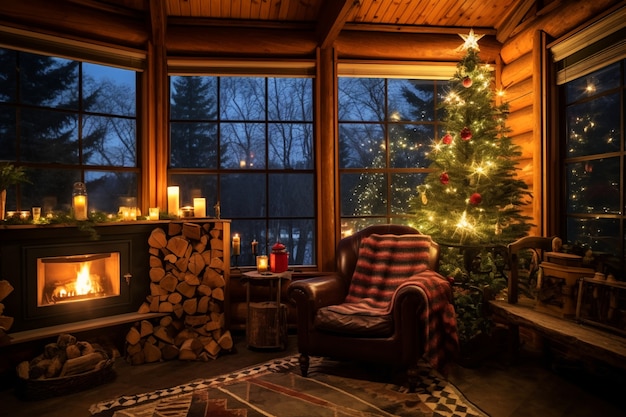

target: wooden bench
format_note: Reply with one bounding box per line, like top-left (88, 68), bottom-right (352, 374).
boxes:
top-left (488, 236), bottom-right (626, 371)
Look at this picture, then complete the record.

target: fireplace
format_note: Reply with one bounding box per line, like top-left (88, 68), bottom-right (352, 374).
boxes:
top-left (25, 241), bottom-right (130, 326)
top-left (0, 224), bottom-right (154, 333)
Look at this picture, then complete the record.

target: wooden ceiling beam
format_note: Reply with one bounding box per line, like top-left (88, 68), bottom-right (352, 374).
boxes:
top-left (315, 0), bottom-right (361, 49)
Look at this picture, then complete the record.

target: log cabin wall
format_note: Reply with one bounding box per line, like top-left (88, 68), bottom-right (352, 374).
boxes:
top-left (498, 0), bottom-right (625, 236)
top-left (0, 0), bottom-right (623, 266)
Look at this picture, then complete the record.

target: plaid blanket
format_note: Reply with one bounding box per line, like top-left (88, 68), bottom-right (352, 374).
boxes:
top-left (333, 234), bottom-right (459, 373)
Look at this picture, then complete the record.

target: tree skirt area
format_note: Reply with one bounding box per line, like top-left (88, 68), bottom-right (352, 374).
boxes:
top-left (90, 355), bottom-right (488, 417)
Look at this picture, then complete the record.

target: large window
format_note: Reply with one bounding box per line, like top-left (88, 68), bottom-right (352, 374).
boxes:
top-left (561, 59), bottom-right (625, 267)
top-left (338, 77), bottom-right (446, 236)
top-left (554, 14), bottom-right (626, 274)
top-left (169, 76), bottom-right (315, 267)
top-left (0, 47), bottom-right (139, 215)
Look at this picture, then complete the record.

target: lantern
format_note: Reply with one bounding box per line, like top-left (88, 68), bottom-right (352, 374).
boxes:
top-left (270, 242), bottom-right (289, 273)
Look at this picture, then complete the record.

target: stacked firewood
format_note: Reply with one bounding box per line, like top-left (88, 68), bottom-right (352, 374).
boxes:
top-left (0, 280), bottom-right (14, 346)
top-left (126, 221), bottom-right (233, 364)
top-left (16, 333), bottom-right (113, 380)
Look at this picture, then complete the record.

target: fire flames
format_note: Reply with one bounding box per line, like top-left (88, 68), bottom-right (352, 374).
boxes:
top-left (52, 262), bottom-right (104, 302)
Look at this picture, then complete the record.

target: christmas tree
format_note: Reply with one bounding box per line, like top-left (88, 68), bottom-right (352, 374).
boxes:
top-left (409, 30), bottom-right (533, 247)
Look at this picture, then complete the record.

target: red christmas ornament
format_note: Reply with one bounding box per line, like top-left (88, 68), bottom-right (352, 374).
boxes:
top-left (460, 127), bottom-right (472, 141)
top-left (442, 133), bottom-right (453, 144)
top-left (462, 76), bottom-right (473, 88)
top-left (469, 192), bottom-right (482, 205)
top-left (440, 172), bottom-right (449, 185)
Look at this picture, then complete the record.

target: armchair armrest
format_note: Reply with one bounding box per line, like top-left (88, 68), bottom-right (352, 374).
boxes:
top-left (288, 274), bottom-right (347, 310)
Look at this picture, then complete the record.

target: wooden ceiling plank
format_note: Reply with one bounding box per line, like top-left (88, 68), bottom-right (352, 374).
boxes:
top-left (377, 0), bottom-right (409, 24)
top-left (178, 0), bottom-right (193, 17)
top-left (421, 0), bottom-right (452, 25)
top-left (356, 0), bottom-right (387, 23)
top-left (277, 0), bottom-right (293, 20)
top-left (258, 0), bottom-right (273, 20)
top-left (403, 0), bottom-right (435, 24)
top-left (267, 0), bottom-right (283, 20)
top-left (316, 0), bottom-right (359, 49)
top-left (391, 0), bottom-right (420, 25)
top-left (496, 0), bottom-right (536, 43)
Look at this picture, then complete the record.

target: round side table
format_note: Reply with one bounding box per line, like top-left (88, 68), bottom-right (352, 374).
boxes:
top-left (242, 271), bottom-right (292, 350)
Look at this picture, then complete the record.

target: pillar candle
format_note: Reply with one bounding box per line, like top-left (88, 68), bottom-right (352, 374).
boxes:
top-left (73, 195), bottom-right (87, 220)
top-left (167, 186), bottom-right (179, 216)
top-left (251, 239), bottom-right (258, 256)
top-left (232, 234), bottom-right (241, 255)
top-left (193, 198), bottom-right (206, 217)
top-left (148, 207), bottom-right (159, 220)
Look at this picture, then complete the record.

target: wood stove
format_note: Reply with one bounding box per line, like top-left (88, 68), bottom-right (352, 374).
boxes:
top-left (0, 224), bottom-right (154, 333)
top-left (25, 241), bottom-right (130, 327)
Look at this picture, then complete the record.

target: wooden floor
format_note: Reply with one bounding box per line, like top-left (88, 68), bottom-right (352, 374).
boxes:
top-left (0, 332), bottom-right (624, 417)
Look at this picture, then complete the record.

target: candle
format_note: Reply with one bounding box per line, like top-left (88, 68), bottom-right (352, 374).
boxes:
top-left (232, 233), bottom-right (241, 255)
top-left (73, 195), bottom-right (87, 220)
top-left (251, 239), bottom-right (258, 256)
top-left (149, 207), bottom-right (159, 220)
top-left (167, 186), bottom-right (179, 217)
top-left (256, 255), bottom-right (268, 273)
top-left (193, 198), bottom-right (206, 217)
top-left (181, 206), bottom-right (194, 217)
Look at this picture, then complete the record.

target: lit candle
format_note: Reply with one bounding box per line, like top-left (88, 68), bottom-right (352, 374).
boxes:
top-left (232, 233), bottom-right (241, 256)
top-left (193, 198), bottom-right (206, 217)
top-left (148, 207), bottom-right (159, 220)
top-left (251, 239), bottom-right (258, 256)
top-left (181, 206), bottom-right (194, 217)
top-left (167, 186), bottom-right (179, 217)
top-left (73, 195), bottom-right (87, 220)
top-left (256, 255), bottom-right (268, 273)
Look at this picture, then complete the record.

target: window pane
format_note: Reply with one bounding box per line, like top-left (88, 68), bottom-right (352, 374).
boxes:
top-left (20, 55), bottom-right (78, 109)
top-left (86, 170), bottom-right (137, 214)
top-left (220, 122), bottom-right (265, 169)
top-left (338, 78), bottom-right (385, 121)
top-left (340, 172), bottom-right (387, 216)
top-left (268, 78), bottom-right (312, 121)
top-left (268, 219), bottom-right (315, 265)
top-left (391, 173), bottom-right (427, 214)
top-left (0, 49), bottom-right (17, 102)
top-left (83, 115), bottom-right (136, 167)
top-left (566, 93), bottom-right (620, 157)
top-left (388, 79), bottom-right (435, 122)
top-left (339, 123), bottom-right (385, 168)
top-left (170, 122), bottom-right (219, 168)
top-left (169, 173), bottom-right (218, 212)
top-left (268, 123), bottom-right (313, 169)
top-left (0, 107), bottom-right (16, 159)
top-left (220, 173), bottom-right (266, 217)
top-left (566, 62), bottom-right (620, 103)
top-left (566, 158), bottom-right (620, 214)
top-left (268, 173), bottom-right (314, 217)
top-left (20, 108), bottom-right (78, 163)
top-left (567, 217), bottom-right (620, 256)
top-left (389, 123), bottom-right (433, 168)
top-left (220, 77), bottom-right (265, 120)
top-left (84, 64), bottom-right (136, 116)
top-left (19, 168), bottom-right (80, 213)
top-left (170, 76), bottom-right (217, 120)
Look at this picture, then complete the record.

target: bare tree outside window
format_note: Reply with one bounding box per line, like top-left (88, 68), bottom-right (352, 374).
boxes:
top-left (169, 75), bottom-right (314, 267)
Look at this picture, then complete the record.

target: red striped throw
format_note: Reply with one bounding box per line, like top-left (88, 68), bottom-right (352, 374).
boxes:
top-left (344, 233), bottom-right (433, 309)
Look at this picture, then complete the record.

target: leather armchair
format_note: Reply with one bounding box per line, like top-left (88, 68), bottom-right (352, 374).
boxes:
top-left (287, 224), bottom-right (450, 392)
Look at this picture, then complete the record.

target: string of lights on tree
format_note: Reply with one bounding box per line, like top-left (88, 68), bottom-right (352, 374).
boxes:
top-left (409, 30), bottom-right (533, 245)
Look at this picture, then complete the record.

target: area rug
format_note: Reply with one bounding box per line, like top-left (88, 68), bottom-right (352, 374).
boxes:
top-left (89, 355), bottom-right (488, 417)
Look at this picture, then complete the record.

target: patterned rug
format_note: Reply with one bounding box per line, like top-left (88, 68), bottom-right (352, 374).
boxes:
top-left (89, 356), bottom-right (488, 417)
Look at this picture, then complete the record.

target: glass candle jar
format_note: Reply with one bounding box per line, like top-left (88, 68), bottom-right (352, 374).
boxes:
top-left (72, 182), bottom-right (88, 221)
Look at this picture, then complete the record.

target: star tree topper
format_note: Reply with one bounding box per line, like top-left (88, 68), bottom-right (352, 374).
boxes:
top-left (458, 29), bottom-right (484, 51)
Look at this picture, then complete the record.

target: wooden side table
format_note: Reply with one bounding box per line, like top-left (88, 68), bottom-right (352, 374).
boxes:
top-left (242, 271), bottom-right (292, 350)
